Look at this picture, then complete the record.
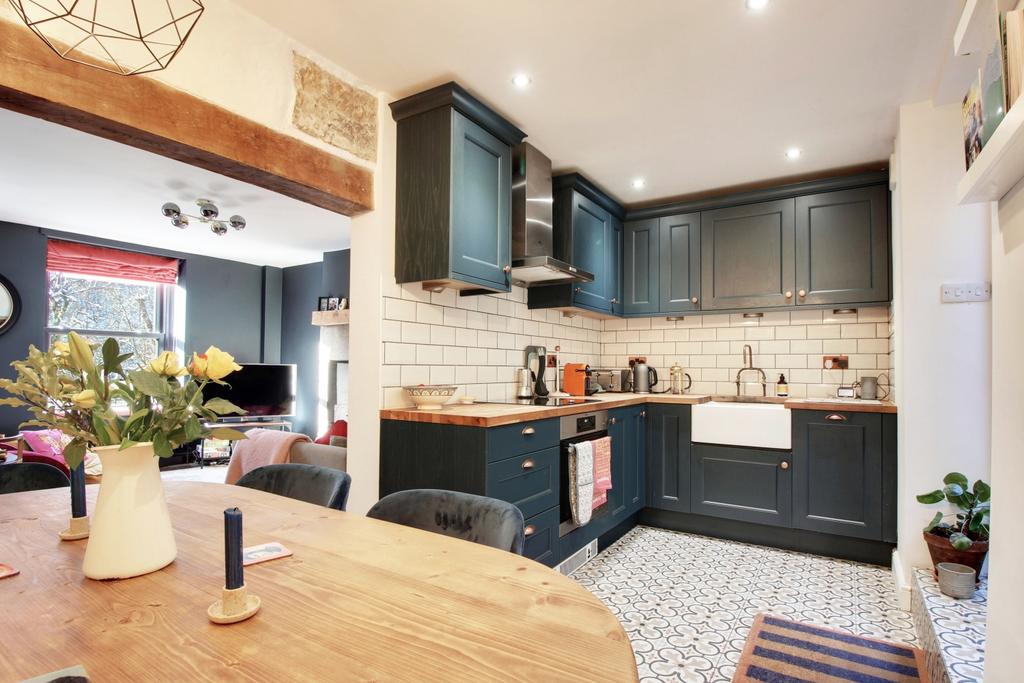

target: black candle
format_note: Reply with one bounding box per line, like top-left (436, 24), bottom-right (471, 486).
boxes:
top-left (70, 461), bottom-right (86, 519)
top-left (224, 507), bottom-right (244, 590)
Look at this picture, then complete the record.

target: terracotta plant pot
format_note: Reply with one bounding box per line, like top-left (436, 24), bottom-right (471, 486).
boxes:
top-left (922, 531), bottom-right (988, 580)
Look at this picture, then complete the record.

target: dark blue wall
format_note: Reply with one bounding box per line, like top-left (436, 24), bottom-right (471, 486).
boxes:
top-left (0, 223), bottom-right (48, 437)
top-left (281, 261), bottom-right (323, 436)
top-left (322, 249), bottom-right (351, 299)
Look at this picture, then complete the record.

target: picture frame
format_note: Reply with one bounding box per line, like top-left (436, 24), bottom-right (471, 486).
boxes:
top-left (339, 297), bottom-right (348, 310)
top-left (327, 296), bottom-right (340, 311)
top-left (317, 296), bottom-right (330, 312)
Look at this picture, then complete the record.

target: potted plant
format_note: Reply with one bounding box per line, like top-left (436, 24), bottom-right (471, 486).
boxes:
top-left (917, 472), bottom-right (990, 577)
top-left (0, 332), bottom-right (246, 579)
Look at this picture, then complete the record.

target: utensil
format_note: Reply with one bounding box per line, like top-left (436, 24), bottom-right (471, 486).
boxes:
top-left (936, 562), bottom-right (977, 599)
top-left (515, 367), bottom-right (534, 399)
top-left (632, 363), bottom-right (658, 394)
top-left (403, 385), bottom-right (458, 410)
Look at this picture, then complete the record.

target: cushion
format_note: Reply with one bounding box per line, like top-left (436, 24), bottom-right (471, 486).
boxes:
top-left (314, 420), bottom-right (348, 445)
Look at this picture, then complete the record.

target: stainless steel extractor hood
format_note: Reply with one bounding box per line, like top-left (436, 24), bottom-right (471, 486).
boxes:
top-left (511, 143), bottom-right (594, 286)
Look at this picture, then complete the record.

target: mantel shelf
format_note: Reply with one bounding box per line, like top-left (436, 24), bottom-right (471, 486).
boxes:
top-left (958, 93), bottom-right (1024, 204)
top-left (312, 309), bottom-right (350, 326)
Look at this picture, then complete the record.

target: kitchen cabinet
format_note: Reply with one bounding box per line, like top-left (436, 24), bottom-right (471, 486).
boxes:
top-left (390, 82), bottom-right (526, 293)
top-left (792, 410), bottom-right (884, 540)
top-left (609, 405), bottom-right (646, 516)
top-left (622, 218), bottom-right (659, 314)
top-left (700, 198), bottom-right (796, 310)
top-left (690, 444), bottom-right (792, 527)
top-left (659, 212), bottom-right (701, 313)
top-left (646, 404), bottom-right (691, 513)
top-left (795, 185), bottom-right (890, 305)
top-left (528, 174), bottom-right (624, 317)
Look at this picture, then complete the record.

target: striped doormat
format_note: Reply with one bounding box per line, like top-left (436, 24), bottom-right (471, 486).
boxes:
top-left (734, 614), bottom-right (930, 683)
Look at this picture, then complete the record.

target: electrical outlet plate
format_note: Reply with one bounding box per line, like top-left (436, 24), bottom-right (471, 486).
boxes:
top-left (941, 282), bottom-right (991, 303)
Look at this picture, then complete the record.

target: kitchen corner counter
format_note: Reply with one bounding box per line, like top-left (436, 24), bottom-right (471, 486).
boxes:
top-left (379, 394), bottom-right (898, 427)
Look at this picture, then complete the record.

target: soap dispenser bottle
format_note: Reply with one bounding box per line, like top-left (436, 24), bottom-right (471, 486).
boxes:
top-left (776, 374), bottom-right (789, 397)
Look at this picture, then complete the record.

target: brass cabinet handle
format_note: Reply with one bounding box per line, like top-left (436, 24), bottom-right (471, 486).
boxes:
top-left (826, 414), bottom-right (847, 422)
top-left (691, 297), bottom-right (698, 304)
top-left (798, 289), bottom-right (807, 297)
top-left (785, 290), bottom-right (793, 299)
top-left (780, 461), bottom-right (790, 470)
top-left (609, 417), bottom-right (617, 425)
top-left (574, 287), bottom-right (582, 294)
top-left (611, 297), bottom-right (619, 304)
top-left (521, 426), bottom-right (535, 436)
top-left (503, 265), bottom-right (511, 273)
top-left (640, 410), bottom-right (646, 418)
top-left (521, 458), bottom-right (535, 470)
top-left (524, 524), bottom-right (536, 537)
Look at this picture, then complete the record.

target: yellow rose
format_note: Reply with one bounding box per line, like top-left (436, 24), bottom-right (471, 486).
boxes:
top-left (148, 351), bottom-right (188, 377)
top-left (52, 340), bottom-right (70, 357)
top-left (190, 346), bottom-right (242, 381)
top-left (72, 389), bottom-right (97, 410)
top-left (67, 332), bottom-right (95, 372)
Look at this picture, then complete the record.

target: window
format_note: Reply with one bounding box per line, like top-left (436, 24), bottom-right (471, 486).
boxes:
top-left (46, 271), bottom-right (171, 369)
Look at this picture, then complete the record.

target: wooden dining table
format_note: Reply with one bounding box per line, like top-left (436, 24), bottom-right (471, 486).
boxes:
top-left (0, 482), bottom-right (638, 682)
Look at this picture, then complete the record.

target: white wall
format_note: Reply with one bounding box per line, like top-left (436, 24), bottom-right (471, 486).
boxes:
top-left (890, 101), bottom-right (991, 597)
top-left (985, 182), bottom-right (1024, 683)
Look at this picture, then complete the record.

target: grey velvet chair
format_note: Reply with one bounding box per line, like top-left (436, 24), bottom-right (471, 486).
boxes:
top-left (0, 462), bottom-right (71, 494)
top-left (367, 489), bottom-right (525, 555)
top-left (235, 463), bottom-right (352, 511)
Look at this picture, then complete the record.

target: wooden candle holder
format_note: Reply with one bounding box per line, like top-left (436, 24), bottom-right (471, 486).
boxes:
top-left (58, 516), bottom-right (90, 541)
top-left (207, 584), bottom-right (261, 624)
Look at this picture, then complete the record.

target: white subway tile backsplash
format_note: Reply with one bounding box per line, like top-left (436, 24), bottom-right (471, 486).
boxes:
top-left (416, 345), bottom-right (443, 365)
top-left (385, 297), bottom-right (417, 322)
top-left (401, 322), bottom-right (431, 344)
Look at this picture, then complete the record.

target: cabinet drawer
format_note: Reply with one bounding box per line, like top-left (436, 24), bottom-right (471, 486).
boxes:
top-left (485, 447), bottom-right (559, 518)
top-left (486, 419), bottom-right (558, 462)
top-left (522, 506), bottom-right (560, 567)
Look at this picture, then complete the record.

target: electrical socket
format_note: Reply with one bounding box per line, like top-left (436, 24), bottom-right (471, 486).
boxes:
top-left (941, 282), bottom-right (991, 303)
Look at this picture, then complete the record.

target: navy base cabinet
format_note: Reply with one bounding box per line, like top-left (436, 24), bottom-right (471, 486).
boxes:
top-left (646, 404), bottom-right (691, 512)
top-left (691, 444), bottom-right (792, 527)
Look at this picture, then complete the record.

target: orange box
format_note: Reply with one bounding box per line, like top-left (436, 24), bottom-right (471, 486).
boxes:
top-left (563, 363), bottom-right (587, 396)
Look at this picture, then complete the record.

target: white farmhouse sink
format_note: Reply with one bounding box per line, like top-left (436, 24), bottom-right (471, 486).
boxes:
top-left (691, 401), bottom-right (792, 449)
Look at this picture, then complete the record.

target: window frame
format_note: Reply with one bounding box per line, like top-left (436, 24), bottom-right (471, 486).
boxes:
top-left (45, 271), bottom-right (174, 356)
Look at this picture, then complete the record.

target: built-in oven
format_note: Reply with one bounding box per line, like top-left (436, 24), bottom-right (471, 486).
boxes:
top-left (558, 410), bottom-right (609, 537)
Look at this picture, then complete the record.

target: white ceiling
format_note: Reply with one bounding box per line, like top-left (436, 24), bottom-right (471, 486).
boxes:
top-left (0, 108), bottom-right (350, 267)
top-left (237, 0), bottom-right (960, 204)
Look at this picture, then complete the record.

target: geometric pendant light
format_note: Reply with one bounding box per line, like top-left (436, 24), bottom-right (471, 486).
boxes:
top-left (8, 0), bottom-right (204, 76)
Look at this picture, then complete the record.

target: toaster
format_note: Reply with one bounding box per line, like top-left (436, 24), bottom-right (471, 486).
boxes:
top-left (593, 369), bottom-right (631, 392)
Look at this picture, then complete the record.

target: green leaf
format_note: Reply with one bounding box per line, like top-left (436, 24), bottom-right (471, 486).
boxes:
top-left (203, 397), bottom-right (245, 416)
top-left (152, 431), bottom-right (173, 458)
top-left (118, 438), bottom-right (139, 451)
top-left (949, 532), bottom-right (973, 551)
top-left (184, 416), bottom-right (204, 442)
top-left (943, 482), bottom-right (964, 498)
top-left (123, 408), bottom-right (150, 432)
top-left (127, 370), bottom-right (171, 399)
top-left (62, 439), bottom-right (87, 470)
top-left (923, 511), bottom-right (944, 532)
top-left (943, 472), bottom-right (969, 489)
top-left (91, 412), bottom-right (112, 445)
top-left (101, 338), bottom-right (121, 373)
top-left (916, 490), bottom-right (945, 504)
top-left (973, 480), bottom-right (991, 503)
top-left (209, 427), bottom-right (247, 441)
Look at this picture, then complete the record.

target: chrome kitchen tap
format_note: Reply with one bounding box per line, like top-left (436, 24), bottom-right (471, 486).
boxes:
top-left (735, 344), bottom-right (767, 396)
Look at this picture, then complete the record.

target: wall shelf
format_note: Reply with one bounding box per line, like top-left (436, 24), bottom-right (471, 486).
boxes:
top-left (312, 309), bottom-right (350, 326)
top-left (958, 95), bottom-right (1024, 203)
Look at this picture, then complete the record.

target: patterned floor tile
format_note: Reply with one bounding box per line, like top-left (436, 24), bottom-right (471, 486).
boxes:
top-left (572, 526), bottom-right (916, 682)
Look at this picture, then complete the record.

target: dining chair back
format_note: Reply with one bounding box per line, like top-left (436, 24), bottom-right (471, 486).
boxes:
top-left (367, 489), bottom-right (525, 555)
top-left (235, 463), bottom-right (352, 511)
top-left (0, 462), bottom-right (71, 494)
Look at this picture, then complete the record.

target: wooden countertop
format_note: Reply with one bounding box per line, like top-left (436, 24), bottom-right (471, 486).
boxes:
top-left (380, 394), bottom-right (897, 427)
top-left (0, 482), bottom-right (638, 682)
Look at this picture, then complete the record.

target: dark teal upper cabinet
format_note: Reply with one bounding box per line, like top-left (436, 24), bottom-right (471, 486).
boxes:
top-left (623, 218), bottom-right (659, 314)
top-left (795, 186), bottom-right (890, 305)
top-left (700, 199), bottom-right (795, 311)
top-left (659, 213), bottom-right (701, 313)
top-left (528, 174), bottom-right (624, 317)
top-left (390, 83), bottom-right (526, 293)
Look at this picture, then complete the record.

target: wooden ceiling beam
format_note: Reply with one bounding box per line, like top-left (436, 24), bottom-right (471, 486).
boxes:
top-left (0, 20), bottom-right (373, 216)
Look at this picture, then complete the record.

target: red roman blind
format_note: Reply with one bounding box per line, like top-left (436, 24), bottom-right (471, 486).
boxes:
top-left (47, 240), bottom-right (180, 285)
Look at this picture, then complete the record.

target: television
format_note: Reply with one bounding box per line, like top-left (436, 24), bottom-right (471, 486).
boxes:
top-left (203, 363), bottom-right (297, 418)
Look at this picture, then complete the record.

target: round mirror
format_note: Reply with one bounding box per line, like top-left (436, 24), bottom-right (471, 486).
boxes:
top-left (0, 274), bottom-right (21, 336)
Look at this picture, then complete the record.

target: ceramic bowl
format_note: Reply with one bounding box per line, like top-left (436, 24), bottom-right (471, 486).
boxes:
top-left (936, 562), bottom-right (977, 599)
top-left (403, 385), bottom-right (458, 410)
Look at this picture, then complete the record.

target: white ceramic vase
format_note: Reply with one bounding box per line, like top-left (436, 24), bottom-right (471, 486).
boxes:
top-left (82, 442), bottom-right (177, 580)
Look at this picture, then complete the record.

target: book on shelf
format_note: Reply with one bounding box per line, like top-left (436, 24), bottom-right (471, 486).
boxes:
top-left (1007, 9), bottom-right (1024, 109)
top-left (963, 72), bottom-right (984, 171)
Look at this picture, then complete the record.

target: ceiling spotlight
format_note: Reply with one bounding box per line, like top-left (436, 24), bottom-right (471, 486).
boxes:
top-left (162, 198), bottom-right (246, 235)
top-left (785, 147), bottom-right (802, 160)
top-left (746, 0), bottom-right (770, 10)
top-left (631, 177), bottom-right (647, 190)
top-left (511, 73), bottom-right (532, 89)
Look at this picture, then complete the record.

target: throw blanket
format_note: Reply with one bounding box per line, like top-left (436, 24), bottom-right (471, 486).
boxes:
top-left (591, 436), bottom-right (613, 510)
top-left (568, 441), bottom-right (595, 526)
top-left (225, 429), bottom-right (310, 484)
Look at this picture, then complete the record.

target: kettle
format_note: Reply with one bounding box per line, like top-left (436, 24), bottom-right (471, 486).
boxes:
top-left (632, 363), bottom-right (658, 394)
